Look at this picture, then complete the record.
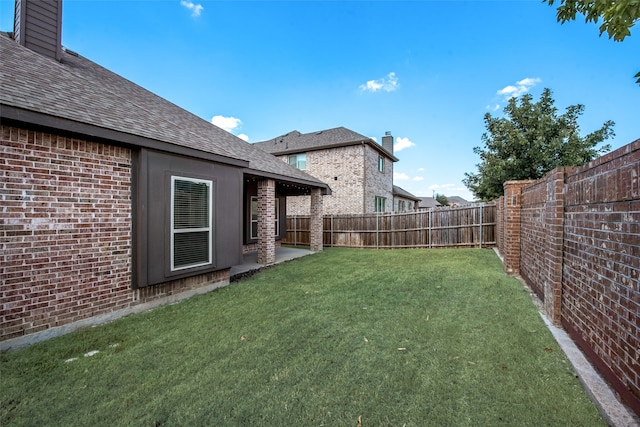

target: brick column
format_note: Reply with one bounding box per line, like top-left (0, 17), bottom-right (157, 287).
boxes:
top-left (495, 196), bottom-right (505, 255)
top-left (502, 180), bottom-right (531, 275)
top-left (257, 179), bottom-right (276, 265)
top-left (543, 168), bottom-right (568, 326)
top-left (310, 188), bottom-right (323, 252)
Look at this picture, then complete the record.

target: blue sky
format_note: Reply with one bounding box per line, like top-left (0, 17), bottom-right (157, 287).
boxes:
top-left (1, 1), bottom-right (638, 201)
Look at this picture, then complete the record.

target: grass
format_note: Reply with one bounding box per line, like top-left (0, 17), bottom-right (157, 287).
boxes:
top-left (1, 248), bottom-right (605, 426)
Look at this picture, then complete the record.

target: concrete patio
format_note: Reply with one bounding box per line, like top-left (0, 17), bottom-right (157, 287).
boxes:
top-left (230, 246), bottom-right (314, 280)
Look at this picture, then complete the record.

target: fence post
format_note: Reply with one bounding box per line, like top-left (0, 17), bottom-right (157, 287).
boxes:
top-left (331, 215), bottom-right (334, 247)
top-left (376, 213), bottom-right (379, 249)
top-left (479, 204), bottom-right (483, 249)
top-left (293, 215), bottom-right (297, 246)
top-left (428, 209), bottom-right (432, 248)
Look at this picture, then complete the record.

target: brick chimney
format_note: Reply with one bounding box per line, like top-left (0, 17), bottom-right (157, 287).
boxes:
top-left (382, 131), bottom-right (393, 154)
top-left (13, 0), bottom-right (63, 61)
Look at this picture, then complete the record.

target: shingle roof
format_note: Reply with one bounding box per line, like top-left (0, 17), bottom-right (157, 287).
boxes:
top-left (253, 127), bottom-right (399, 161)
top-left (392, 185), bottom-right (420, 201)
top-left (0, 33), bottom-right (328, 190)
top-left (447, 196), bottom-right (470, 205)
top-left (418, 197), bottom-right (442, 209)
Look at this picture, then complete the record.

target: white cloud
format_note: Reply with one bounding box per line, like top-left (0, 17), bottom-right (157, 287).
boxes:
top-left (211, 115), bottom-right (249, 141)
top-left (395, 172), bottom-right (424, 182)
top-left (359, 72), bottom-right (399, 93)
top-left (417, 167), bottom-right (425, 172)
top-left (517, 77), bottom-right (541, 87)
top-left (394, 136), bottom-right (416, 152)
top-left (181, 0), bottom-right (203, 16)
top-left (496, 77), bottom-right (541, 100)
top-left (489, 77), bottom-right (541, 111)
top-left (211, 115), bottom-right (241, 132)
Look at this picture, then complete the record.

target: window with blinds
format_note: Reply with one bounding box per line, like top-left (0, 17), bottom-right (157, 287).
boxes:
top-left (171, 176), bottom-right (213, 271)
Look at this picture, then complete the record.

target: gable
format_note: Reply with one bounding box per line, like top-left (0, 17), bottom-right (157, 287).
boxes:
top-left (254, 127), bottom-right (399, 162)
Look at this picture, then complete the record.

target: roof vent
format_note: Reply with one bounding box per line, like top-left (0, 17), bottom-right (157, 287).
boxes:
top-left (13, 0), bottom-right (63, 61)
top-left (64, 47), bottom-right (79, 57)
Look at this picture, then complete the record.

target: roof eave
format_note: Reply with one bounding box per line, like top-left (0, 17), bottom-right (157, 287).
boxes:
top-left (244, 168), bottom-right (332, 195)
top-left (266, 139), bottom-right (399, 162)
top-left (0, 104), bottom-right (250, 168)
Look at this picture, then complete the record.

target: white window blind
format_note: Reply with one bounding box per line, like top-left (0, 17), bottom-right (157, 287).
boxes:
top-left (171, 177), bottom-right (213, 271)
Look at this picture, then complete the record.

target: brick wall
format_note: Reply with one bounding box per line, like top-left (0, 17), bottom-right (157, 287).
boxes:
top-left (364, 146), bottom-right (393, 213)
top-left (257, 179), bottom-right (276, 264)
top-left (497, 139), bottom-right (640, 415)
top-left (501, 180), bottom-right (533, 274)
top-left (520, 168), bottom-right (566, 323)
top-left (561, 141), bottom-right (639, 414)
top-left (284, 144), bottom-right (394, 215)
top-left (495, 196), bottom-right (505, 256)
top-left (1, 125), bottom-right (229, 347)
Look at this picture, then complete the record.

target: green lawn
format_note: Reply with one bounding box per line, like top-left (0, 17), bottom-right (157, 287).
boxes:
top-left (1, 248), bottom-right (605, 426)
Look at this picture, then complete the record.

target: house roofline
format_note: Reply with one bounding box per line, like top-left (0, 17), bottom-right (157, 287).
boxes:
top-left (1, 104), bottom-right (249, 168)
top-left (265, 139), bottom-right (399, 162)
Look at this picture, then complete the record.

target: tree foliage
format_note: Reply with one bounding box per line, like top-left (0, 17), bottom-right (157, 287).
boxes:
top-left (463, 88), bottom-right (614, 201)
top-left (435, 193), bottom-right (449, 206)
top-left (544, 0), bottom-right (640, 82)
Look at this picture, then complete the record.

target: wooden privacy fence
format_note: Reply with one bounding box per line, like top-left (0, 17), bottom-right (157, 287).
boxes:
top-left (285, 203), bottom-right (496, 249)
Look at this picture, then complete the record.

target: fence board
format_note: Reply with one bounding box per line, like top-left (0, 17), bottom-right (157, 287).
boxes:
top-left (285, 203), bottom-right (496, 249)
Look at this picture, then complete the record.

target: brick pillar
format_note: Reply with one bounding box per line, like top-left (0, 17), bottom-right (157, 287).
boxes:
top-left (257, 179), bottom-right (276, 265)
top-left (502, 180), bottom-right (531, 275)
top-left (496, 196), bottom-right (505, 255)
top-left (310, 188), bottom-right (323, 252)
top-left (543, 168), bottom-right (568, 326)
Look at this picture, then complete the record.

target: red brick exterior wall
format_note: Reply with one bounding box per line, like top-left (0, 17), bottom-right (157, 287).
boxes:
top-left (561, 140), bottom-right (639, 414)
top-left (1, 125), bottom-right (229, 346)
top-left (520, 168), bottom-right (566, 324)
top-left (257, 179), bottom-right (276, 264)
top-left (497, 139), bottom-right (640, 415)
top-left (501, 180), bottom-right (533, 274)
top-left (495, 196), bottom-right (505, 256)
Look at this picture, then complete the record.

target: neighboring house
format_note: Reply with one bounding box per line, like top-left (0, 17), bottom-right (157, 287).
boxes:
top-left (447, 196), bottom-right (470, 207)
top-left (254, 127), bottom-right (401, 215)
top-left (418, 197), bottom-right (442, 210)
top-left (393, 185), bottom-right (420, 212)
top-left (0, 0), bottom-right (329, 349)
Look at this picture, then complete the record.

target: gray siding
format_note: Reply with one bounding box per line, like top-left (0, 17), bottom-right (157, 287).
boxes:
top-left (14, 0), bottom-right (62, 61)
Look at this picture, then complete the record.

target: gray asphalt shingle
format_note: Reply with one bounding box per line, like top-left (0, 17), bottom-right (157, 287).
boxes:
top-left (0, 33), bottom-right (327, 189)
top-left (253, 127), bottom-right (398, 162)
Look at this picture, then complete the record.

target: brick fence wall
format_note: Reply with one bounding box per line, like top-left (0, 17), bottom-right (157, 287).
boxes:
top-left (1, 125), bottom-right (229, 349)
top-left (497, 139), bottom-right (640, 416)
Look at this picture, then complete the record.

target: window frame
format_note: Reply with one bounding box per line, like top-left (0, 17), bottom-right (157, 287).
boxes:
top-left (378, 156), bottom-right (384, 172)
top-left (289, 153), bottom-right (307, 170)
top-left (170, 175), bottom-right (213, 272)
top-left (375, 196), bottom-right (386, 213)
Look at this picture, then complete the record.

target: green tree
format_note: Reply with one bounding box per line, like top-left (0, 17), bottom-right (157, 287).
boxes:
top-left (463, 88), bottom-right (614, 201)
top-left (543, 0), bottom-right (640, 83)
top-left (435, 193), bottom-right (449, 206)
